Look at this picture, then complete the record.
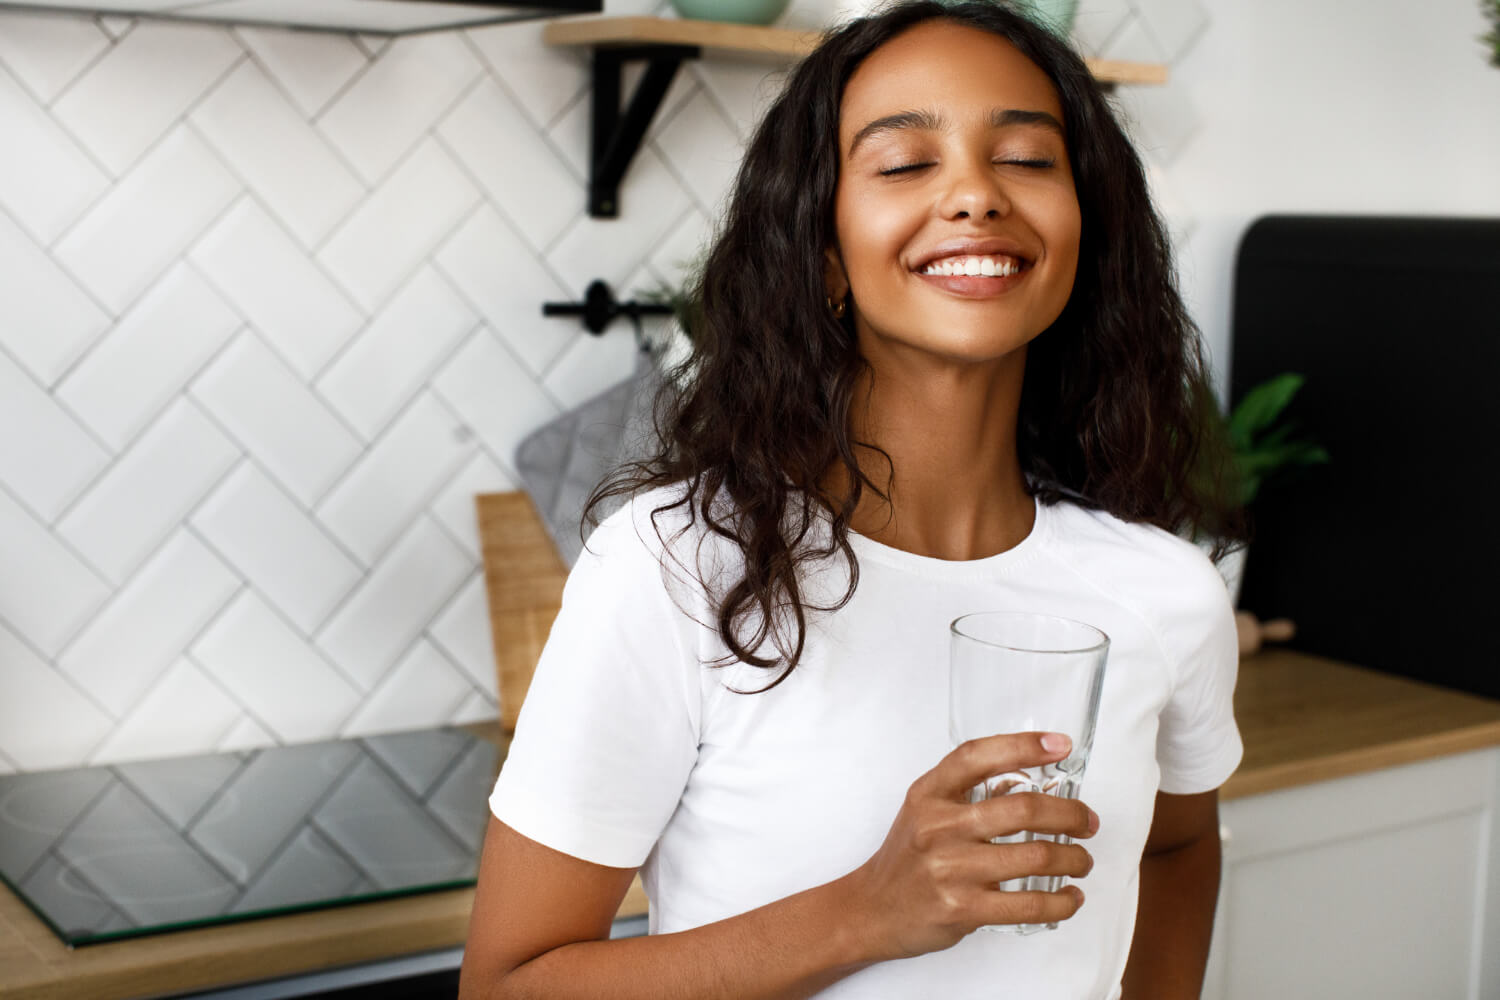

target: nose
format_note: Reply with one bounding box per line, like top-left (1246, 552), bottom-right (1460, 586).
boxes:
top-left (937, 157), bottom-right (1011, 221)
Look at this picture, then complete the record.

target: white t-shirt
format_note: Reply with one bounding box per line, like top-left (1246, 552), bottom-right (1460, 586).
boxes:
top-left (491, 486), bottom-right (1242, 999)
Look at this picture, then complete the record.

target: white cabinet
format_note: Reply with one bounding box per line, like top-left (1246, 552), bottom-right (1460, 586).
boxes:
top-left (1203, 748), bottom-right (1500, 1000)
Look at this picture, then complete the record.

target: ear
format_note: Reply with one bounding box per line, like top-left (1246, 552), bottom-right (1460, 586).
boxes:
top-left (823, 246), bottom-right (849, 302)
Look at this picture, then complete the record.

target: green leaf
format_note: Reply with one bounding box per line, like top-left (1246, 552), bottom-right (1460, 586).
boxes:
top-left (1228, 373), bottom-right (1306, 445)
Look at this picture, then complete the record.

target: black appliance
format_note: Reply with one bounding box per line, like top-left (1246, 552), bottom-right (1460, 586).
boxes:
top-left (1230, 214), bottom-right (1500, 699)
top-left (0, 727), bottom-right (498, 946)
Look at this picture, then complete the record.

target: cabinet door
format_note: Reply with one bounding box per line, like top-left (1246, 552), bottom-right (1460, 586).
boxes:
top-left (1202, 748), bottom-right (1499, 1000)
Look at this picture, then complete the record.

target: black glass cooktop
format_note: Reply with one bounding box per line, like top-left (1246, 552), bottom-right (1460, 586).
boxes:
top-left (0, 727), bottom-right (500, 946)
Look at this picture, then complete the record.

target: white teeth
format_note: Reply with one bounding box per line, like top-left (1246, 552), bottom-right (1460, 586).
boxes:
top-left (921, 255), bottom-right (1022, 277)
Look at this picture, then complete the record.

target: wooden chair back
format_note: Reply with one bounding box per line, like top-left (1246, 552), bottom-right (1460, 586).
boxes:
top-left (474, 491), bottom-right (569, 734)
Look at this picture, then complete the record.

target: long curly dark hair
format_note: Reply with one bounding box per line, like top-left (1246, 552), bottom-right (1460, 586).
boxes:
top-left (586, 0), bottom-right (1242, 688)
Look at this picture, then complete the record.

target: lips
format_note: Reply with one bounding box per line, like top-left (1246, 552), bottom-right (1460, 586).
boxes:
top-left (911, 237), bottom-right (1035, 276)
top-left (911, 238), bottom-right (1035, 298)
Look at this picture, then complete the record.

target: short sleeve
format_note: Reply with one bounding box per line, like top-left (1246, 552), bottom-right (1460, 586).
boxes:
top-left (489, 501), bottom-right (702, 869)
top-left (1153, 557), bottom-right (1244, 795)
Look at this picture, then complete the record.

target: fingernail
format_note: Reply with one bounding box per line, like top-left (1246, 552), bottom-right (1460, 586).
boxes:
top-left (1041, 733), bottom-right (1071, 754)
top-left (1074, 886), bottom-right (1086, 907)
top-left (1088, 808), bottom-right (1100, 834)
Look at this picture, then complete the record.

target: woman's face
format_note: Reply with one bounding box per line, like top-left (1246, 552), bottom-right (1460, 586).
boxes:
top-left (829, 20), bottom-right (1081, 370)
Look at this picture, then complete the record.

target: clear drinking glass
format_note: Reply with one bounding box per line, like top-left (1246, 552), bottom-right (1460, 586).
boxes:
top-left (949, 612), bottom-right (1110, 934)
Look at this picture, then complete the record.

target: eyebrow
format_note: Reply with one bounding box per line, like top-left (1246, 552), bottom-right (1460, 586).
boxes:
top-left (847, 107), bottom-right (1065, 157)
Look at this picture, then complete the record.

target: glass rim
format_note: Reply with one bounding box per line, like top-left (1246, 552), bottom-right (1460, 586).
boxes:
top-left (949, 611), bottom-right (1110, 655)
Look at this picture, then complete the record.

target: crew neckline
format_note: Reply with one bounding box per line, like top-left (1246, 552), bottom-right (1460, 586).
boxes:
top-left (844, 495), bottom-right (1051, 580)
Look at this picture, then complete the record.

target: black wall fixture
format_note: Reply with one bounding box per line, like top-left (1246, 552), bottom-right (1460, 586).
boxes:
top-left (543, 280), bottom-right (671, 336)
top-left (587, 44), bottom-right (701, 217)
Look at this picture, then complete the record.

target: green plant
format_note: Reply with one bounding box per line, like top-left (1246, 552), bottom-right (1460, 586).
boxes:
top-left (1226, 373), bottom-right (1329, 505)
top-left (639, 281), bottom-right (701, 342)
top-left (1485, 0), bottom-right (1500, 67)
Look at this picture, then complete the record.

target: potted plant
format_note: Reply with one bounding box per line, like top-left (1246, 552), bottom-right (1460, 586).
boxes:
top-left (1212, 372), bottom-right (1329, 607)
top-left (1484, 0), bottom-right (1500, 67)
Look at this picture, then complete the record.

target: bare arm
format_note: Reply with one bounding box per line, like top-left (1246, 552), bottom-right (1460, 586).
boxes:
top-left (458, 732), bottom-right (1099, 1000)
top-left (1120, 789), bottom-right (1223, 999)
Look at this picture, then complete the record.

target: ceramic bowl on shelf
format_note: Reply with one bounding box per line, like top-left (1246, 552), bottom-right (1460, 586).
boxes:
top-left (669, 0), bottom-right (791, 25)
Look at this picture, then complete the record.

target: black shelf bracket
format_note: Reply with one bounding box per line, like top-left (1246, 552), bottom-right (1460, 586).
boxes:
top-left (588, 44), bottom-right (701, 218)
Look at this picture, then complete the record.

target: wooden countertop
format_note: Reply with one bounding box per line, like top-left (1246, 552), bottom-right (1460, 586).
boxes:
top-left (5, 650), bottom-right (1499, 1000)
top-left (1221, 648), bottom-right (1500, 799)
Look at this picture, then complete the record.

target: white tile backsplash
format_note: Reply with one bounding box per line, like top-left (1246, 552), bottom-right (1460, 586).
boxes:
top-left (429, 452), bottom-right (515, 560)
top-left (55, 262), bottom-right (241, 450)
top-left (433, 205), bottom-right (574, 377)
top-left (190, 463), bottom-right (361, 631)
top-left (0, 0), bottom-right (1216, 769)
top-left (655, 87), bottom-right (745, 218)
top-left (0, 345), bottom-right (109, 521)
top-left (0, 206), bottom-right (110, 386)
top-left (316, 516), bottom-right (471, 691)
top-left (314, 266), bottom-right (477, 440)
top-left (0, 621), bottom-right (113, 770)
top-left (52, 128), bottom-right (239, 313)
top-left (465, 20), bottom-right (586, 130)
top-left (188, 199), bottom-right (364, 378)
top-left (315, 391), bottom-right (477, 565)
top-left (189, 331), bottom-right (362, 506)
top-left (233, 25), bottom-right (367, 119)
top-left (1072, 0), bottom-right (1140, 58)
top-left (0, 65), bottom-right (109, 245)
top-left (430, 329), bottom-right (559, 473)
top-left (193, 590), bottom-right (361, 743)
top-left (315, 32), bottom-right (482, 185)
top-left (88, 658), bottom-right (242, 763)
top-left (54, 397), bottom-right (238, 583)
top-left (56, 530), bottom-right (239, 715)
top-left (0, 486), bottom-right (109, 657)
top-left (426, 572), bottom-right (498, 699)
top-left (1132, 0), bottom-right (1210, 63)
top-left (435, 77), bottom-right (580, 252)
top-left (0, 10), bottom-right (109, 104)
top-left (317, 138), bottom-right (481, 311)
top-left (50, 20), bottom-right (242, 177)
top-left (1099, 13), bottom-right (1168, 65)
top-left (341, 638), bottom-right (472, 737)
top-left (545, 145), bottom-right (694, 294)
top-left (189, 60), bottom-right (366, 249)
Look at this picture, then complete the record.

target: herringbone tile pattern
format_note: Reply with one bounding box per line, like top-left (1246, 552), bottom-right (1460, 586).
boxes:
top-left (0, 0), bottom-right (1207, 772)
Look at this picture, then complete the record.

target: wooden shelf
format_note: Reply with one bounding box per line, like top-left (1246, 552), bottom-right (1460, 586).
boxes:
top-left (543, 15), bottom-right (1168, 84)
top-left (545, 16), bottom-right (1166, 217)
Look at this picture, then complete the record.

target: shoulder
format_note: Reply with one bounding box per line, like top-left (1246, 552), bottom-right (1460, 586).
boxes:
top-left (1042, 501), bottom-right (1234, 667)
top-left (576, 483), bottom-right (737, 609)
top-left (1044, 501), bottom-right (1224, 596)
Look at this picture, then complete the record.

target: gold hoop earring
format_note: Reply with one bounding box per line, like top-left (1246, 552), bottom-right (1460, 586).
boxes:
top-left (827, 295), bottom-right (847, 319)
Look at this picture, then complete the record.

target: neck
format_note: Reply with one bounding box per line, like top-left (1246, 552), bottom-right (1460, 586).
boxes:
top-left (828, 348), bottom-right (1035, 562)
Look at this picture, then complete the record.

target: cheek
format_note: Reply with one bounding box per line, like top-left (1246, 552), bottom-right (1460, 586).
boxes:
top-left (836, 189), bottom-right (915, 289)
top-left (1042, 197), bottom-right (1083, 284)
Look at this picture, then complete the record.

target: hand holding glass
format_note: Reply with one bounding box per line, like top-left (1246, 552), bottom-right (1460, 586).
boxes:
top-left (949, 612), bottom-right (1109, 933)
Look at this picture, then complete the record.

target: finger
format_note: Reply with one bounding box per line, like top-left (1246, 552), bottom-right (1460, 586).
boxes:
top-left (932, 733), bottom-right (1073, 800)
top-left (972, 791), bottom-right (1098, 840)
top-left (948, 840), bottom-right (1094, 884)
top-left (972, 886), bottom-right (1086, 929)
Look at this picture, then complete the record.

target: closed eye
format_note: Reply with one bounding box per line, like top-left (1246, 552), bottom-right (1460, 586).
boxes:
top-left (1000, 157), bottom-right (1057, 168)
top-left (877, 162), bottom-right (933, 176)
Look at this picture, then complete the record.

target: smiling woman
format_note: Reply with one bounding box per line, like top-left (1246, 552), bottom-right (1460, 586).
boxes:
top-left (460, 4), bottom-right (1244, 999)
top-left (829, 22), bottom-right (1080, 388)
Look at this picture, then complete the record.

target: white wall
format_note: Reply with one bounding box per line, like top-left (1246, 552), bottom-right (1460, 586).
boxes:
top-left (0, 0), bottom-right (1495, 772)
top-left (1155, 0), bottom-right (1500, 391)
